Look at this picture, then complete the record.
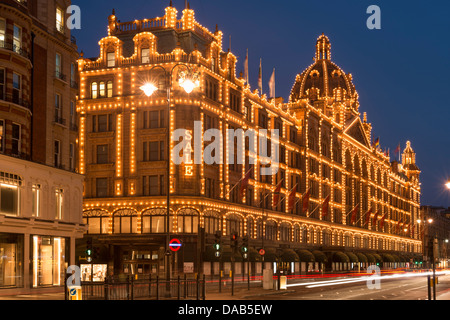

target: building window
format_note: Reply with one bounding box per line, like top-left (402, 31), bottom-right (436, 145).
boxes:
top-left (56, 7), bottom-right (64, 33)
top-left (177, 209), bottom-right (199, 234)
top-left (69, 143), bottom-right (75, 170)
top-left (54, 140), bottom-right (61, 167)
top-left (13, 25), bottom-right (21, 53)
top-left (84, 210), bottom-right (110, 234)
top-left (0, 68), bottom-right (4, 100)
top-left (99, 81), bottom-right (106, 97)
top-left (0, 19), bottom-right (5, 45)
top-left (96, 178), bottom-right (108, 197)
top-left (107, 52), bottom-right (115, 67)
top-left (0, 120), bottom-right (4, 152)
top-left (97, 145), bottom-right (108, 164)
top-left (0, 183), bottom-right (19, 216)
top-left (70, 63), bottom-right (76, 86)
top-left (32, 236), bottom-right (66, 287)
top-left (55, 189), bottom-right (63, 220)
top-left (91, 82), bottom-right (98, 99)
top-left (142, 208), bottom-right (172, 234)
top-left (143, 141), bottom-right (164, 162)
top-left (12, 73), bottom-right (21, 104)
top-left (55, 53), bottom-right (62, 78)
top-left (107, 81), bottom-right (113, 97)
top-left (92, 114), bottom-right (113, 132)
top-left (11, 124), bottom-right (20, 156)
top-left (141, 48), bottom-right (150, 64)
top-left (32, 184), bottom-right (41, 217)
top-left (142, 175), bottom-right (164, 196)
top-left (0, 233), bottom-right (24, 288)
top-left (54, 93), bottom-right (62, 122)
top-left (113, 209), bottom-right (139, 234)
top-left (143, 110), bottom-right (165, 129)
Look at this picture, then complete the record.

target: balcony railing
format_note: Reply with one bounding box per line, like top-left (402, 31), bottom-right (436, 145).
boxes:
top-left (0, 40), bottom-right (30, 60)
top-left (54, 115), bottom-right (66, 126)
top-left (0, 93), bottom-right (30, 109)
top-left (55, 71), bottom-right (67, 82)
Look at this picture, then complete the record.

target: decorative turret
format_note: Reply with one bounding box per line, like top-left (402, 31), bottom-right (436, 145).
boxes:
top-left (402, 141), bottom-right (420, 182)
top-left (315, 33), bottom-right (331, 61)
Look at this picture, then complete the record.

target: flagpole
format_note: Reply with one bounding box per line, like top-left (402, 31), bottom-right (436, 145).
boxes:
top-left (226, 167), bottom-right (253, 197)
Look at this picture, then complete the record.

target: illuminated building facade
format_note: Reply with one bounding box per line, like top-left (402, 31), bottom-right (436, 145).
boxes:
top-left (0, 0), bottom-right (84, 294)
top-left (79, 4), bottom-right (422, 277)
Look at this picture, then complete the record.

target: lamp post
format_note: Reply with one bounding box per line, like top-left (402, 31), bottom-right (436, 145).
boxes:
top-left (417, 214), bottom-right (435, 300)
top-left (140, 63), bottom-right (200, 290)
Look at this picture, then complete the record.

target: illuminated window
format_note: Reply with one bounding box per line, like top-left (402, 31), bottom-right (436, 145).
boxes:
top-left (107, 81), bottom-right (113, 97)
top-left (69, 143), bottom-right (75, 171)
top-left (141, 48), bottom-right (150, 63)
top-left (91, 82), bottom-right (98, 99)
top-left (107, 52), bottom-right (115, 67)
top-left (56, 7), bottom-right (64, 33)
top-left (0, 19), bottom-right (5, 45)
top-left (113, 209), bottom-right (139, 234)
top-left (32, 236), bottom-right (66, 287)
top-left (177, 208), bottom-right (199, 234)
top-left (0, 182), bottom-right (19, 216)
top-left (32, 184), bottom-right (41, 217)
top-left (99, 81), bottom-right (106, 97)
top-left (55, 188), bottom-right (64, 220)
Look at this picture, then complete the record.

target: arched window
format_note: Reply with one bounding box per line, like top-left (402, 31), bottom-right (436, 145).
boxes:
top-left (84, 210), bottom-right (110, 234)
top-left (142, 208), bottom-right (172, 234)
top-left (177, 208), bottom-right (199, 234)
top-left (91, 82), bottom-right (98, 99)
top-left (226, 214), bottom-right (243, 237)
top-left (265, 220), bottom-right (277, 241)
top-left (256, 218), bottom-right (263, 240)
top-left (99, 81), bottom-right (106, 97)
top-left (204, 210), bottom-right (221, 235)
top-left (322, 229), bottom-right (331, 246)
top-left (247, 217), bottom-right (255, 239)
top-left (293, 225), bottom-right (301, 243)
top-left (113, 209), bottom-right (139, 234)
top-left (279, 223), bottom-right (291, 242)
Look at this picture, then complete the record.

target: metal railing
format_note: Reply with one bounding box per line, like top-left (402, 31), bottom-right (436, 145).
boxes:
top-left (68, 274), bottom-right (206, 301)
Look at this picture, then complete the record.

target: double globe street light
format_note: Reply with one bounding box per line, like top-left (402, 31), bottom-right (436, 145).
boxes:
top-left (140, 63), bottom-right (200, 290)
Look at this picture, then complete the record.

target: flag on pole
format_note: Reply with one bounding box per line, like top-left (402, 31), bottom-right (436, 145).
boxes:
top-left (321, 194), bottom-right (331, 218)
top-left (394, 143), bottom-right (401, 161)
top-left (239, 169), bottom-right (252, 200)
top-left (372, 209), bottom-right (380, 226)
top-left (288, 184), bottom-right (298, 211)
top-left (258, 58), bottom-right (263, 94)
top-left (372, 137), bottom-right (380, 149)
top-left (268, 68), bottom-right (276, 99)
top-left (380, 213), bottom-right (387, 228)
top-left (350, 204), bottom-right (359, 225)
top-left (272, 180), bottom-right (283, 208)
top-left (244, 49), bottom-right (249, 84)
top-left (363, 208), bottom-right (372, 226)
top-left (302, 188), bottom-right (311, 213)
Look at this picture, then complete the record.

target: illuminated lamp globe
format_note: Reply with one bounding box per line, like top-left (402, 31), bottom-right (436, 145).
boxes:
top-left (180, 78), bottom-right (196, 94)
top-left (446, 181), bottom-right (450, 190)
top-left (140, 83), bottom-right (158, 97)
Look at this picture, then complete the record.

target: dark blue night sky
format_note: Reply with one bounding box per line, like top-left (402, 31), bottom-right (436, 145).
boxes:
top-left (72, 0), bottom-right (450, 207)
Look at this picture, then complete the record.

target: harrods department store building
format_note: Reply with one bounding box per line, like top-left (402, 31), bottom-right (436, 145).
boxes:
top-left (78, 4), bottom-right (422, 276)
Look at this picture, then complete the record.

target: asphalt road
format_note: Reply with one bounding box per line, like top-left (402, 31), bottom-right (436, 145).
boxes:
top-left (248, 273), bottom-right (450, 300)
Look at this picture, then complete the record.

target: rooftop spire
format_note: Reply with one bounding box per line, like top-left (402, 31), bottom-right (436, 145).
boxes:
top-left (315, 33), bottom-right (331, 62)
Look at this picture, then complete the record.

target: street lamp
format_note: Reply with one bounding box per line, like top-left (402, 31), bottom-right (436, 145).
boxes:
top-left (140, 63), bottom-right (200, 287)
top-left (445, 181), bottom-right (450, 190)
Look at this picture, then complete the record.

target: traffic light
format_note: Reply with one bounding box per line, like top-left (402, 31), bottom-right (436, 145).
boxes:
top-left (213, 231), bottom-right (222, 258)
top-left (86, 238), bottom-right (93, 262)
top-left (230, 232), bottom-right (238, 249)
top-left (241, 236), bottom-right (249, 259)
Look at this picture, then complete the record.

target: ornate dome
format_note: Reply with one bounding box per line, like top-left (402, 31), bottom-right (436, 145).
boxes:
top-left (290, 34), bottom-right (359, 109)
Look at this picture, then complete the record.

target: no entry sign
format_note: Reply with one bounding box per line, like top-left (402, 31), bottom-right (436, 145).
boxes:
top-left (169, 238), bottom-right (182, 252)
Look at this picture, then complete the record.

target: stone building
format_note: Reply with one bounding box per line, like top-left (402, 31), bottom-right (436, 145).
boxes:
top-left (0, 0), bottom-right (84, 294)
top-left (78, 3), bottom-right (422, 277)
